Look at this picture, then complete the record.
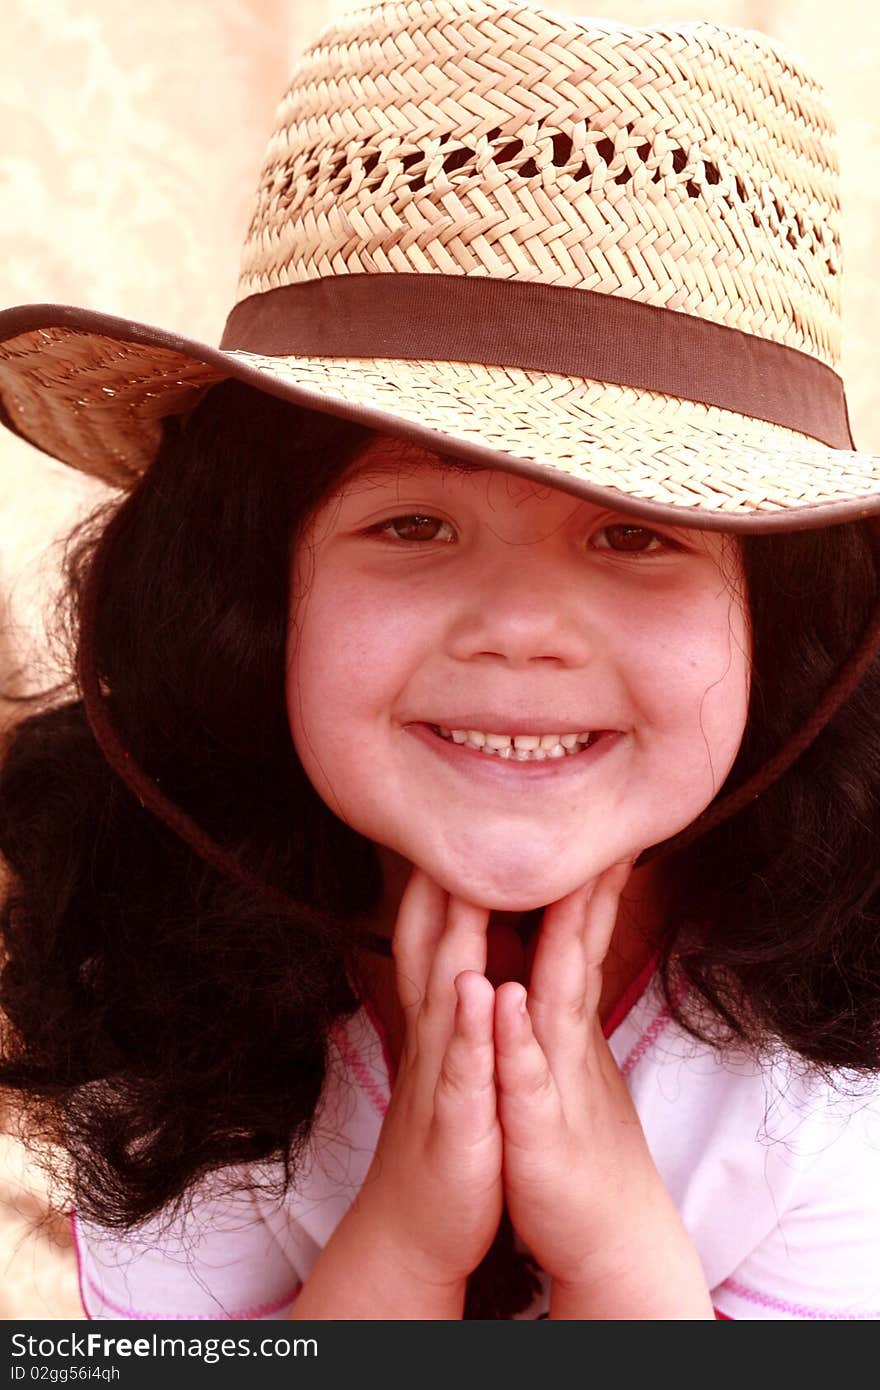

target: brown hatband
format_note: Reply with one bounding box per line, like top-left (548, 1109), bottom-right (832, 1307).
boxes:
top-left (2, 293), bottom-right (876, 532)
top-left (221, 276), bottom-right (855, 450)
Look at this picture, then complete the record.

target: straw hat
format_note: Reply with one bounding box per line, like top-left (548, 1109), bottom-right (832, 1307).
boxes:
top-left (1, 0), bottom-right (878, 532)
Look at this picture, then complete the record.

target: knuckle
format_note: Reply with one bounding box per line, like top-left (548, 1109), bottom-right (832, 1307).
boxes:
top-left (560, 994), bottom-right (589, 1027)
top-left (523, 1061), bottom-right (555, 1101)
top-left (437, 1043), bottom-right (487, 1101)
top-left (437, 1058), bottom-right (468, 1100)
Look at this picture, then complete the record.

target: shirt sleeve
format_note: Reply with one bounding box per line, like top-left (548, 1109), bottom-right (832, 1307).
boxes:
top-left (711, 1081), bottom-right (880, 1320)
top-left (71, 1162), bottom-right (302, 1321)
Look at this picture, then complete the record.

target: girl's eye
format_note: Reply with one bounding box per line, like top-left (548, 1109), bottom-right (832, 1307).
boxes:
top-left (369, 514), bottom-right (455, 544)
top-left (366, 515), bottom-right (680, 554)
top-left (592, 523), bottom-right (678, 555)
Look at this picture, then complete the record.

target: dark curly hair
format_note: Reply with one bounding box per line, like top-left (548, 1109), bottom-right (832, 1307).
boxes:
top-left (1, 379), bottom-right (879, 1318)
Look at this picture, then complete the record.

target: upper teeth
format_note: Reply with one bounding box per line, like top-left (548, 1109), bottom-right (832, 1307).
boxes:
top-left (437, 728), bottom-right (595, 757)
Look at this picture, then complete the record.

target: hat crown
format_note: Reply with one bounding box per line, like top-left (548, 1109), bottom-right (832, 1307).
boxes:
top-left (239, 0), bottom-right (843, 369)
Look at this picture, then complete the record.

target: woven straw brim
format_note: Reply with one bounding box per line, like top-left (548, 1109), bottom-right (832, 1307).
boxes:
top-left (1, 315), bottom-right (880, 532)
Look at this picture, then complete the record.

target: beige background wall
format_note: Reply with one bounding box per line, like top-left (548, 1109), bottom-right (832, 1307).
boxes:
top-left (0, 0), bottom-right (878, 1319)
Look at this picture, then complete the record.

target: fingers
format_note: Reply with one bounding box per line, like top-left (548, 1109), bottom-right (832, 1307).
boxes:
top-left (422, 895), bottom-right (490, 1019)
top-left (391, 867), bottom-right (450, 1013)
top-left (493, 981), bottom-right (564, 1153)
top-left (432, 971), bottom-right (499, 1163)
top-left (391, 866), bottom-right (490, 1063)
top-left (526, 860), bottom-right (635, 1074)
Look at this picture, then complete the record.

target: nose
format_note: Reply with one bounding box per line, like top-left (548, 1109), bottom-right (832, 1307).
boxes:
top-left (446, 537), bottom-right (596, 668)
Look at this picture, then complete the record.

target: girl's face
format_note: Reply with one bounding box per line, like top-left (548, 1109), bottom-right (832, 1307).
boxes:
top-left (286, 436), bottom-right (751, 911)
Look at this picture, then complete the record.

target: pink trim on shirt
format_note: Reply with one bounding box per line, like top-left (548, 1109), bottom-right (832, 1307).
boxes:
top-left (620, 1005), bottom-right (675, 1077)
top-left (362, 994), bottom-right (397, 1091)
top-left (330, 1016), bottom-right (389, 1118)
top-left (720, 1277), bottom-right (879, 1321)
top-left (82, 1273), bottom-right (301, 1321)
top-left (618, 972), bottom-right (690, 1078)
top-left (602, 952), bottom-right (659, 1039)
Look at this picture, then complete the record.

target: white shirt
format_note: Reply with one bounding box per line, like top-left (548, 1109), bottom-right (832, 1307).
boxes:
top-left (72, 971), bottom-right (880, 1320)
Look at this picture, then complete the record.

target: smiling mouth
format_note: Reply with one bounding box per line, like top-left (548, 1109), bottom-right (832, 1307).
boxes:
top-left (429, 726), bottom-right (602, 761)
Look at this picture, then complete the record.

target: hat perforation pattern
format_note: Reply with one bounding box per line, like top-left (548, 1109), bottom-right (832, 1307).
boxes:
top-left (255, 118), bottom-right (838, 266)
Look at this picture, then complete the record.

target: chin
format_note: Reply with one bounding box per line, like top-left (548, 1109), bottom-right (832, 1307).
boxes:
top-left (410, 844), bottom-right (619, 913)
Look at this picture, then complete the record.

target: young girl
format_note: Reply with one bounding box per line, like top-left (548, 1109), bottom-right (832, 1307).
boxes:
top-left (1, 0), bottom-right (880, 1321)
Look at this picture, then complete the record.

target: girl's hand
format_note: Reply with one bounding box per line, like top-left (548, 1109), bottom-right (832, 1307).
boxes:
top-left (493, 861), bottom-right (682, 1291)
top-left (354, 866), bottom-right (504, 1290)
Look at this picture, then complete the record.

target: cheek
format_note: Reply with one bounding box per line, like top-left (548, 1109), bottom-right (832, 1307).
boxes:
top-left (633, 592), bottom-right (750, 798)
top-left (285, 581), bottom-right (364, 816)
top-left (286, 576), bottom-right (366, 748)
top-left (284, 566), bottom-right (429, 771)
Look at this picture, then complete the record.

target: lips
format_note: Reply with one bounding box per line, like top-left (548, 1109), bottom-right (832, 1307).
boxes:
top-left (404, 721), bottom-right (623, 786)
